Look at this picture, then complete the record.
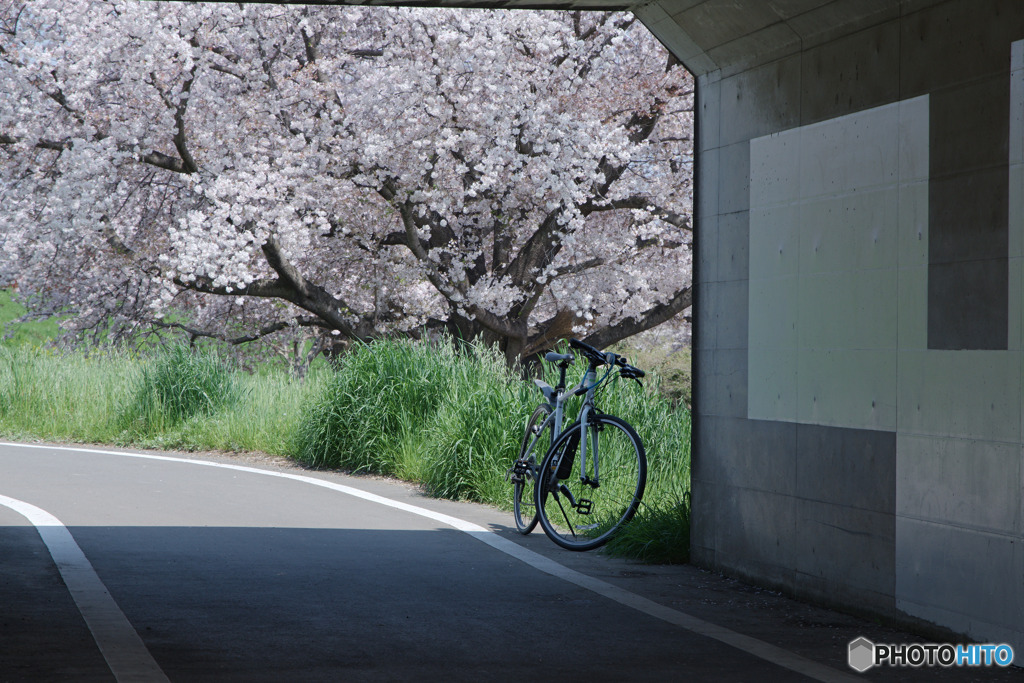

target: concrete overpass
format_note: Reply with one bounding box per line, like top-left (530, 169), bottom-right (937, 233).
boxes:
top-left (277, 0), bottom-right (1024, 654)
top-left (634, 0), bottom-right (1023, 655)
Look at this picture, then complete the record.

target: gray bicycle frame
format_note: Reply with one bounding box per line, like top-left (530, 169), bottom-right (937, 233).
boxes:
top-left (576, 367), bottom-right (599, 486)
top-left (528, 355), bottom-right (615, 486)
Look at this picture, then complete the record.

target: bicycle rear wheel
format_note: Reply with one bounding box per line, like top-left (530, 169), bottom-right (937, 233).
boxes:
top-left (535, 414), bottom-right (646, 551)
top-left (512, 404), bottom-right (552, 534)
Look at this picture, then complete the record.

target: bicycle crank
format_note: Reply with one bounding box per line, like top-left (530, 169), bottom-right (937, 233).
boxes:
top-left (556, 484), bottom-right (593, 515)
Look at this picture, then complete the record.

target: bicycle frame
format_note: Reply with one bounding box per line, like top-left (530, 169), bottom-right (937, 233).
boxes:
top-left (534, 360), bottom-right (616, 490)
top-left (577, 370), bottom-right (598, 487)
top-left (523, 371), bottom-right (571, 463)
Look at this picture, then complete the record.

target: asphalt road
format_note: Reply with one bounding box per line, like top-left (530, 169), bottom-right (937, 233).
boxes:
top-left (1, 442), bottom-right (1020, 682)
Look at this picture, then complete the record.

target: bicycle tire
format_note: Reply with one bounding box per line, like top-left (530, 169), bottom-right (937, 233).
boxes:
top-left (535, 414), bottom-right (646, 551)
top-left (513, 403), bottom-right (553, 534)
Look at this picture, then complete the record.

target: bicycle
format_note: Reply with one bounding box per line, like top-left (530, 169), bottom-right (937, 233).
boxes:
top-left (509, 338), bottom-right (647, 551)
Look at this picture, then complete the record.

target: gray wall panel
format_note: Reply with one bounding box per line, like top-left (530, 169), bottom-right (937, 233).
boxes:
top-left (674, 0), bottom-right (779, 51)
top-left (699, 280), bottom-right (749, 355)
top-left (709, 23), bottom-right (801, 80)
top-left (899, 0), bottom-right (1019, 96)
top-left (694, 279), bottom-right (718, 350)
top-left (794, 424), bottom-right (896, 514)
top-left (927, 166), bottom-right (1007, 262)
top-left (694, 210), bottom-right (719, 286)
top-left (927, 73), bottom-right (1009, 349)
top-left (718, 55), bottom-right (802, 147)
top-left (712, 279), bottom-right (749, 351)
top-left (712, 487), bottom-right (799, 589)
top-left (896, 518), bottom-right (1023, 642)
top-left (716, 143), bottom-right (751, 215)
top-left (792, 498), bottom-right (895, 612)
top-left (697, 74), bottom-right (722, 155)
top-left (787, 0), bottom-right (899, 49)
top-left (896, 435), bottom-right (1021, 533)
top-left (657, 0), bottom-right (1024, 650)
top-left (716, 210), bottom-right (750, 283)
top-left (927, 258), bottom-right (1008, 349)
top-left (799, 20), bottom-right (901, 126)
top-left (688, 477), bottom-right (718, 566)
top-left (700, 345), bottom-right (753, 419)
top-left (710, 416), bottom-right (798, 494)
top-left (689, 409), bottom-right (719, 484)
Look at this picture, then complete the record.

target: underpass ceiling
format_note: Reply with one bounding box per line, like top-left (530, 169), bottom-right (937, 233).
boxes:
top-left (282, 0), bottom-right (929, 77)
top-left (634, 0), bottom-right (933, 77)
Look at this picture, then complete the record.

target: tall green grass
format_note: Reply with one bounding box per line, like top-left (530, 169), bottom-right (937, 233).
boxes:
top-left (293, 339), bottom-right (536, 503)
top-left (119, 344), bottom-right (240, 433)
top-left (294, 337), bottom-right (461, 473)
top-left (0, 337), bottom-right (691, 562)
top-left (420, 345), bottom-right (531, 503)
top-left (0, 346), bottom-right (137, 442)
top-left (0, 344), bottom-right (320, 455)
top-left (295, 337), bottom-right (692, 561)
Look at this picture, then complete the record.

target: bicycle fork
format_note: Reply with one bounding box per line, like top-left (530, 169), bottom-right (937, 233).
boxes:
top-left (577, 406), bottom-right (600, 489)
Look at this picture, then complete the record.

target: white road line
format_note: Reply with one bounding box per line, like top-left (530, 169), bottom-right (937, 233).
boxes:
top-left (3, 442), bottom-right (860, 683)
top-left (0, 493), bottom-right (170, 683)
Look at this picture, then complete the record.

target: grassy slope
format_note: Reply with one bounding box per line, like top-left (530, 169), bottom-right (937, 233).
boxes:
top-left (0, 290), bottom-right (61, 347)
top-left (0, 308), bottom-right (692, 562)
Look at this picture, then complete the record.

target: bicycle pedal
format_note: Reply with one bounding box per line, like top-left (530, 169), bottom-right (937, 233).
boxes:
top-left (576, 499), bottom-right (593, 515)
top-left (508, 460), bottom-right (533, 482)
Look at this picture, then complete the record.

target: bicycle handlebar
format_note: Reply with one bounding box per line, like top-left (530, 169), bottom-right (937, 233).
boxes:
top-left (568, 338), bottom-right (606, 366)
top-left (569, 338), bottom-right (644, 374)
top-left (541, 339), bottom-right (646, 394)
top-left (560, 338), bottom-right (646, 390)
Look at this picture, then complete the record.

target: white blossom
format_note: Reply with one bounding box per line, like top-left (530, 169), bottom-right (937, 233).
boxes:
top-left (0, 2), bottom-right (693, 353)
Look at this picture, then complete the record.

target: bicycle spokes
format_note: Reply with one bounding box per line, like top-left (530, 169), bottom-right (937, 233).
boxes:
top-left (536, 415), bottom-right (646, 551)
top-left (513, 404), bottom-right (552, 535)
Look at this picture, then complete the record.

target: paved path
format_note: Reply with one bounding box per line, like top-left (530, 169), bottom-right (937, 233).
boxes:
top-left (0, 442), bottom-right (1020, 682)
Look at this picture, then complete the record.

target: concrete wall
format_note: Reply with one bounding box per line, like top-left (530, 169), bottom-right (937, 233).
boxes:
top-left (637, 0), bottom-right (1024, 651)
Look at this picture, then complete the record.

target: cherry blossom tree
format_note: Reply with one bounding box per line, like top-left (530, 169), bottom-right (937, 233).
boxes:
top-left (0, 1), bottom-right (693, 364)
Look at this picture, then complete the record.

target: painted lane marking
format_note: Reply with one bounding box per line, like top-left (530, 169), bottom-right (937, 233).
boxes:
top-left (3, 442), bottom-right (860, 683)
top-left (0, 493), bottom-right (170, 683)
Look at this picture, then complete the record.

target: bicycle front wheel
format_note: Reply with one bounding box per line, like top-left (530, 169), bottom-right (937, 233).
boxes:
top-left (535, 414), bottom-right (646, 551)
top-left (513, 403), bottom-right (552, 534)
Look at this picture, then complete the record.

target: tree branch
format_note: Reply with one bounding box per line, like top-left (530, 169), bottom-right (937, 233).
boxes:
top-left (581, 286), bottom-right (692, 350)
top-left (1, 132), bottom-right (197, 174)
top-left (579, 195), bottom-right (692, 233)
top-left (148, 316), bottom-right (327, 345)
top-left (171, 63), bottom-right (200, 174)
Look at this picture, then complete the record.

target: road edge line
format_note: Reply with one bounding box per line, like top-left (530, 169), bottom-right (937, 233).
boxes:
top-left (4, 441), bottom-right (860, 683)
top-left (0, 492), bottom-right (170, 683)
